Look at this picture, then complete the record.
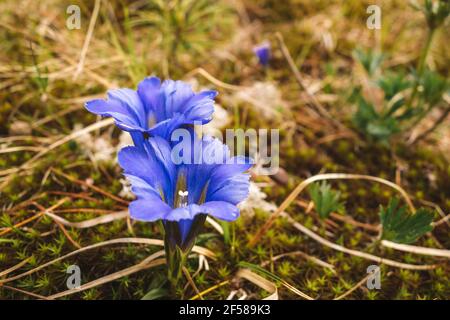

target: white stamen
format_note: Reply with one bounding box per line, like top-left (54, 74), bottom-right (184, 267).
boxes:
top-left (178, 190), bottom-right (189, 207)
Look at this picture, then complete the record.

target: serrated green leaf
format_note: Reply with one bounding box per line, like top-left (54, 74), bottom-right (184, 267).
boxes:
top-left (377, 72), bottom-right (411, 101)
top-left (308, 182), bottom-right (344, 219)
top-left (379, 198), bottom-right (434, 244)
top-left (418, 68), bottom-right (448, 107)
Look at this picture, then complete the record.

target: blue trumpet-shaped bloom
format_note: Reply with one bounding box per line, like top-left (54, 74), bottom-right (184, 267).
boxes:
top-left (253, 42), bottom-right (271, 66)
top-left (85, 77), bottom-right (217, 141)
top-left (118, 131), bottom-right (252, 243)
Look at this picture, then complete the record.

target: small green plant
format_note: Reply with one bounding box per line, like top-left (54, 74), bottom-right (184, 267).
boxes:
top-left (412, 0), bottom-right (450, 29)
top-left (29, 43), bottom-right (48, 96)
top-left (351, 0), bottom-right (449, 143)
top-left (353, 48), bottom-right (384, 76)
top-left (352, 91), bottom-right (402, 143)
top-left (141, 274), bottom-right (168, 300)
top-left (308, 182), bottom-right (344, 219)
top-left (379, 198), bottom-right (433, 244)
top-left (131, 0), bottom-right (234, 71)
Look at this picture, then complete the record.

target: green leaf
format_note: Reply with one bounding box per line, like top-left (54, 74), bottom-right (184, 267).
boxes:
top-left (219, 220), bottom-right (230, 245)
top-left (379, 198), bottom-right (434, 244)
top-left (418, 68), bottom-right (448, 107)
top-left (141, 288), bottom-right (168, 300)
top-left (141, 274), bottom-right (168, 300)
top-left (237, 261), bottom-right (282, 285)
top-left (308, 182), bottom-right (344, 219)
top-left (352, 96), bottom-right (401, 143)
top-left (353, 48), bottom-right (384, 76)
top-left (377, 72), bottom-right (411, 101)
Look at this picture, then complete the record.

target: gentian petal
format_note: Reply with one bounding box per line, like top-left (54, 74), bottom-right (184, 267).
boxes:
top-left (137, 76), bottom-right (163, 119)
top-left (118, 146), bottom-right (159, 183)
top-left (181, 90), bottom-right (217, 123)
top-left (166, 204), bottom-right (204, 221)
top-left (147, 136), bottom-right (177, 190)
top-left (148, 114), bottom-right (186, 140)
top-left (207, 173), bottom-right (250, 205)
top-left (209, 156), bottom-right (252, 182)
top-left (86, 77), bottom-right (219, 140)
top-left (178, 219), bottom-right (193, 244)
top-left (118, 137), bottom-right (178, 205)
top-left (85, 99), bottom-right (142, 131)
top-left (124, 174), bottom-right (161, 199)
top-left (129, 198), bottom-right (172, 222)
top-left (107, 88), bottom-right (146, 127)
top-left (253, 42), bottom-right (271, 66)
top-left (162, 80), bottom-right (195, 117)
top-left (201, 201), bottom-right (240, 221)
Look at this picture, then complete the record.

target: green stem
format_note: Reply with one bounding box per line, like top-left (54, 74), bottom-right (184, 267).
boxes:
top-left (230, 222), bottom-right (236, 258)
top-left (407, 27), bottom-right (436, 109)
top-left (165, 241), bottom-right (186, 293)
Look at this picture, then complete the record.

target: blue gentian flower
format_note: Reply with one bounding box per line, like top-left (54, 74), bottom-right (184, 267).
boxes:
top-left (118, 131), bottom-right (251, 247)
top-left (253, 42), bottom-right (271, 66)
top-left (118, 130), bottom-right (251, 286)
top-left (85, 77), bottom-right (217, 143)
top-left (84, 74), bottom-right (251, 290)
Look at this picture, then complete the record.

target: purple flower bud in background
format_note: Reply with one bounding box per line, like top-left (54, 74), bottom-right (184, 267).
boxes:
top-left (253, 41), bottom-right (271, 66)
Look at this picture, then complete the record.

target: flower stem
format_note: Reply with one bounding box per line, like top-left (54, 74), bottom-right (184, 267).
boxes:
top-left (407, 27), bottom-right (436, 109)
top-left (164, 239), bottom-right (186, 292)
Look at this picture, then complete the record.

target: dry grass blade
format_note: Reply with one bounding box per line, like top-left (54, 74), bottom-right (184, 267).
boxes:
top-left (189, 280), bottom-right (230, 300)
top-left (47, 253), bottom-right (166, 299)
top-left (236, 269), bottom-right (279, 300)
top-left (0, 119), bottom-right (114, 191)
top-left (31, 104), bottom-right (83, 129)
top-left (381, 240), bottom-right (450, 258)
top-left (0, 197), bottom-right (69, 237)
top-left (433, 214), bottom-right (450, 227)
top-left (44, 210), bottom-right (128, 229)
top-left (1, 284), bottom-right (50, 300)
top-left (0, 257), bottom-right (33, 278)
top-left (53, 169), bottom-right (129, 205)
top-left (24, 118), bottom-right (114, 171)
top-left (249, 173), bottom-right (416, 247)
top-left (333, 273), bottom-right (373, 300)
top-left (206, 216), bottom-right (224, 235)
top-left (0, 212), bottom-right (44, 237)
top-left (282, 212), bottom-right (437, 270)
top-left (0, 238), bottom-right (215, 285)
top-left (183, 266), bottom-right (203, 300)
top-left (237, 263), bottom-right (314, 300)
top-left (73, 0), bottom-right (101, 79)
top-left (184, 68), bottom-right (245, 91)
top-left (261, 250), bottom-right (335, 273)
top-left (0, 146), bottom-right (44, 154)
top-left (275, 32), bottom-right (348, 132)
top-left (296, 199), bottom-right (380, 232)
top-left (32, 201), bottom-right (82, 249)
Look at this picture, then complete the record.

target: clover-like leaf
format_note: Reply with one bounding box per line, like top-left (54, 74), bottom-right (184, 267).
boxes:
top-left (308, 182), bottom-right (344, 219)
top-left (418, 68), bottom-right (448, 107)
top-left (377, 72), bottom-right (411, 101)
top-left (379, 198), bottom-right (434, 244)
top-left (352, 96), bottom-right (401, 143)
